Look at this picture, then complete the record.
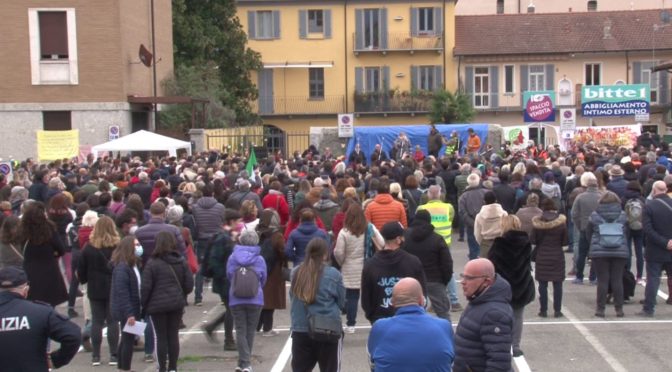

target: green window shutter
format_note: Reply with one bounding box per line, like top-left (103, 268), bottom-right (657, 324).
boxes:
top-left (434, 65), bottom-right (443, 91)
top-left (465, 66), bottom-right (474, 94)
top-left (410, 8), bottom-right (418, 37)
top-left (299, 10), bottom-right (307, 39)
top-left (324, 10), bottom-right (332, 38)
top-left (545, 64), bottom-right (555, 91)
top-left (355, 9), bottom-right (363, 50)
top-left (434, 7), bottom-right (443, 35)
top-left (248, 11), bottom-right (256, 39)
top-left (410, 65), bottom-right (418, 90)
top-left (632, 62), bottom-right (642, 84)
top-left (355, 67), bottom-right (364, 93)
top-left (273, 11), bottom-right (280, 38)
top-left (520, 64), bottom-right (529, 105)
top-left (380, 8), bottom-right (388, 49)
top-left (490, 66), bottom-right (499, 108)
top-left (383, 66), bottom-right (390, 91)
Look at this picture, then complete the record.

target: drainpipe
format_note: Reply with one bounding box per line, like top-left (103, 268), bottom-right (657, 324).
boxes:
top-left (443, 0), bottom-right (447, 90)
top-left (625, 51), bottom-right (630, 84)
top-left (151, 0), bottom-right (157, 132)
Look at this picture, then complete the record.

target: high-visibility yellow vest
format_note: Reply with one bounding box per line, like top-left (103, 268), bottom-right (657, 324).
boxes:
top-left (417, 200), bottom-right (454, 246)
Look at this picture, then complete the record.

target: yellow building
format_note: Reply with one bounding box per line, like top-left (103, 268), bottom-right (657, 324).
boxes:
top-left (236, 0), bottom-right (458, 134)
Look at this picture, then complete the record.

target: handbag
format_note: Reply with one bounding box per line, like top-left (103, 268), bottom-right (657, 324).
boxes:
top-left (304, 302), bottom-right (342, 343)
top-left (185, 245), bottom-right (199, 274)
top-left (167, 261), bottom-right (187, 306)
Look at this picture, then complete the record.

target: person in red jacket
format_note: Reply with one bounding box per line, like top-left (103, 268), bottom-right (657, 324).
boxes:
top-left (261, 181), bottom-right (290, 226)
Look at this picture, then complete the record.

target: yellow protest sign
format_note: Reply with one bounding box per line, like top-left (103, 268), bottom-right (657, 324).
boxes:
top-left (37, 130), bottom-right (80, 161)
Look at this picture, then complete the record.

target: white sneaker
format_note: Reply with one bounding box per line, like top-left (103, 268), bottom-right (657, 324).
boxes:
top-left (262, 330), bottom-right (279, 337)
top-left (345, 326), bottom-right (356, 334)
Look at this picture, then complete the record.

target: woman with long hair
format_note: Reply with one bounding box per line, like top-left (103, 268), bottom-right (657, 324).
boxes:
top-left (110, 235), bottom-right (142, 372)
top-left (290, 238), bottom-right (345, 371)
top-left (78, 216), bottom-right (121, 366)
top-left (126, 194), bottom-right (148, 227)
top-left (19, 201), bottom-right (68, 306)
top-left (0, 216), bottom-right (22, 268)
top-left (334, 204), bottom-right (383, 333)
top-left (48, 193), bottom-right (75, 286)
top-left (487, 215), bottom-right (535, 357)
top-left (256, 209), bottom-right (287, 336)
top-left (240, 199), bottom-right (260, 231)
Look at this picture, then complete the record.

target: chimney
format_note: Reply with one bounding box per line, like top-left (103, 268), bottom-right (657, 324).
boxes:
top-left (603, 19), bottom-right (613, 39)
top-left (527, 2), bottom-right (535, 13)
top-left (569, 7), bottom-right (572, 12)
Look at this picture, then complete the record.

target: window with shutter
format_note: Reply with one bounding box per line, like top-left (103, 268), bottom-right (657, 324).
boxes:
top-left (417, 8), bottom-right (434, 34)
top-left (418, 66), bottom-right (435, 91)
top-left (504, 65), bottom-right (515, 93)
top-left (473, 67), bottom-right (490, 108)
top-left (256, 11), bottom-right (273, 39)
top-left (529, 65), bottom-right (545, 92)
top-left (365, 67), bottom-right (381, 92)
top-left (39, 11), bottom-right (68, 59)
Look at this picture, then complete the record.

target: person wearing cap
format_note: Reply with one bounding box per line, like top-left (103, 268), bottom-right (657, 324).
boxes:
top-left (606, 165), bottom-right (627, 203)
top-left (367, 277), bottom-right (454, 372)
top-left (227, 229), bottom-right (267, 372)
top-left (361, 221), bottom-right (426, 323)
top-left (0, 266), bottom-right (81, 371)
top-left (638, 181), bottom-right (672, 317)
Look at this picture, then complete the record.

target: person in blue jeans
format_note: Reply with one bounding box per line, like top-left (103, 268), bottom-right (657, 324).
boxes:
top-left (458, 174), bottom-right (486, 260)
top-left (571, 172), bottom-right (602, 284)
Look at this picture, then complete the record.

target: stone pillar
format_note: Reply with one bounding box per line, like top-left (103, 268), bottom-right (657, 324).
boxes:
top-left (188, 128), bottom-right (207, 153)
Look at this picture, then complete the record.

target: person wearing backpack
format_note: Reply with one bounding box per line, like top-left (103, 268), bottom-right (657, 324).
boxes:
top-left (587, 192), bottom-right (629, 318)
top-left (227, 229), bottom-right (267, 372)
top-left (201, 209), bottom-right (241, 351)
top-left (623, 181), bottom-right (645, 282)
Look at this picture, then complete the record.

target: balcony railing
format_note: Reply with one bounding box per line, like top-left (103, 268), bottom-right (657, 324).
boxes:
top-left (353, 32), bottom-right (443, 54)
top-left (354, 91), bottom-right (433, 113)
top-left (252, 95), bottom-right (345, 115)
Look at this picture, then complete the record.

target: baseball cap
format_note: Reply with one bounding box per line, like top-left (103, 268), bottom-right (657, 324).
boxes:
top-left (381, 222), bottom-right (405, 241)
top-left (0, 267), bottom-right (28, 289)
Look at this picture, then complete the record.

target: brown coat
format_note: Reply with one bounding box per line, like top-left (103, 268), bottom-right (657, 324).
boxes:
top-left (531, 212), bottom-right (568, 282)
top-left (260, 231), bottom-right (287, 310)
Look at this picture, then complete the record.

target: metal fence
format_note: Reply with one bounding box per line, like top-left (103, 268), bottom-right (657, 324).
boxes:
top-left (206, 127), bottom-right (310, 158)
top-left (353, 32), bottom-right (443, 53)
top-left (354, 93), bottom-right (433, 113)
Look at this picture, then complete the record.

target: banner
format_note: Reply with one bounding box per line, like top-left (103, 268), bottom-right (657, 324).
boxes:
top-left (37, 130), bottom-right (80, 161)
top-left (503, 126), bottom-right (530, 149)
top-left (569, 124), bottom-right (642, 148)
top-left (581, 84), bottom-right (650, 117)
top-left (523, 91), bottom-right (556, 123)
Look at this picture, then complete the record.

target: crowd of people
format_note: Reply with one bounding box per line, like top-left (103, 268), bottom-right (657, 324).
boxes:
top-left (0, 124), bottom-right (670, 371)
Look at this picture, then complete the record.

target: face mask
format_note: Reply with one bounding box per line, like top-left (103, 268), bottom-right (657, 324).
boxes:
top-left (467, 281), bottom-right (488, 301)
top-left (134, 244), bottom-right (144, 258)
top-left (129, 225), bottom-right (138, 235)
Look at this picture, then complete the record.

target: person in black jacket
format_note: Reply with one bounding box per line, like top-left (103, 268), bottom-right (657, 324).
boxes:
top-left (361, 222), bottom-right (426, 323)
top-left (110, 236), bottom-right (142, 372)
top-left (402, 210), bottom-right (453, 321)
top-left (142, 231), bottom-right (194, 372)
top-left (78, 216), bottom-right (120, 366)
top-left (492, 172), bottom-right (517, 214)
top-left (201, 209), bottom-right (240, 351)
top-left (348, 143), bottom-right (367, 168)
top-left (487, 215), bottom-right (535, 357)
top-left (0, 266), bottom-right (80, 371)
top-left (454, 258), bottom-right (513, 372)
top-left (130, 172), bottom-right (153, 209)
top-left (27, 170), bottom-right (49, 203)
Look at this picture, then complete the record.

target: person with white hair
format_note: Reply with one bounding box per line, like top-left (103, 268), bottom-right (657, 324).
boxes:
top-left (571, 172), bottom-right (603, 284)
top-left (458, 174), bottom-right (487, 260)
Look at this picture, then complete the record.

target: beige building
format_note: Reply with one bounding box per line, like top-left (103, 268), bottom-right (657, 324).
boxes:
top-left (457, 0), bottom-right (668, 15)
top-left (454, 9), bottom-right (672, 143)
top-left (0, 1), bottom-right (174, 160)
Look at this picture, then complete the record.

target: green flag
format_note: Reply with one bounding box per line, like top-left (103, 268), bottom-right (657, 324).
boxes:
top-left (245, 146), bottom-right (257, 176)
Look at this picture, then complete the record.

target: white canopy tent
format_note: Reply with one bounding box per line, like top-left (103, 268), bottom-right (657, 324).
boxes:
top-left (91, 130), bottom-right (192, 159)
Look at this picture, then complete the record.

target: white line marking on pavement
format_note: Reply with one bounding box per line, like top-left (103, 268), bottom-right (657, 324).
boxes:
top-left (270, 335), bottom-right (293, 372)
top-left (561, 307), bottom-right (628, 372)
top-left (513, 355), bottom-right (532, 372)
top-left (638, 279), bottom-right (669, 300)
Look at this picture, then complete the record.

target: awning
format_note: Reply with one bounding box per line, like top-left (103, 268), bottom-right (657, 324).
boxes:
top-left (263, 61), bottom-right (334, 69)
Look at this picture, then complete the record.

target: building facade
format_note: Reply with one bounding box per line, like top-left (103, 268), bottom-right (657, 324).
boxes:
top-left (0, 0), bottom-right (174, 160)
top-left (236, 0), bottom-right (458, 133)
top-left (454, 9), bottom-right (672, 143)
top-left (457, 0), bottom-right (667, 15)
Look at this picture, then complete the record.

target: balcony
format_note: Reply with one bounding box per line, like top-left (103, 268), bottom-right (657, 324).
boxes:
top-left (252, 95), bottom-right (345, 116)
top-left (353, 32), bottom-right (443, 55)
top-left (354, 91), bottom-right (433, 113)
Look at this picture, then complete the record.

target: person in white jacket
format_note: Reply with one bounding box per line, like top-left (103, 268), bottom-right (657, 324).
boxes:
top-left (474, 191), bottom-right (508, 258)
top-left (333, 204), bottom-right (383, 334)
